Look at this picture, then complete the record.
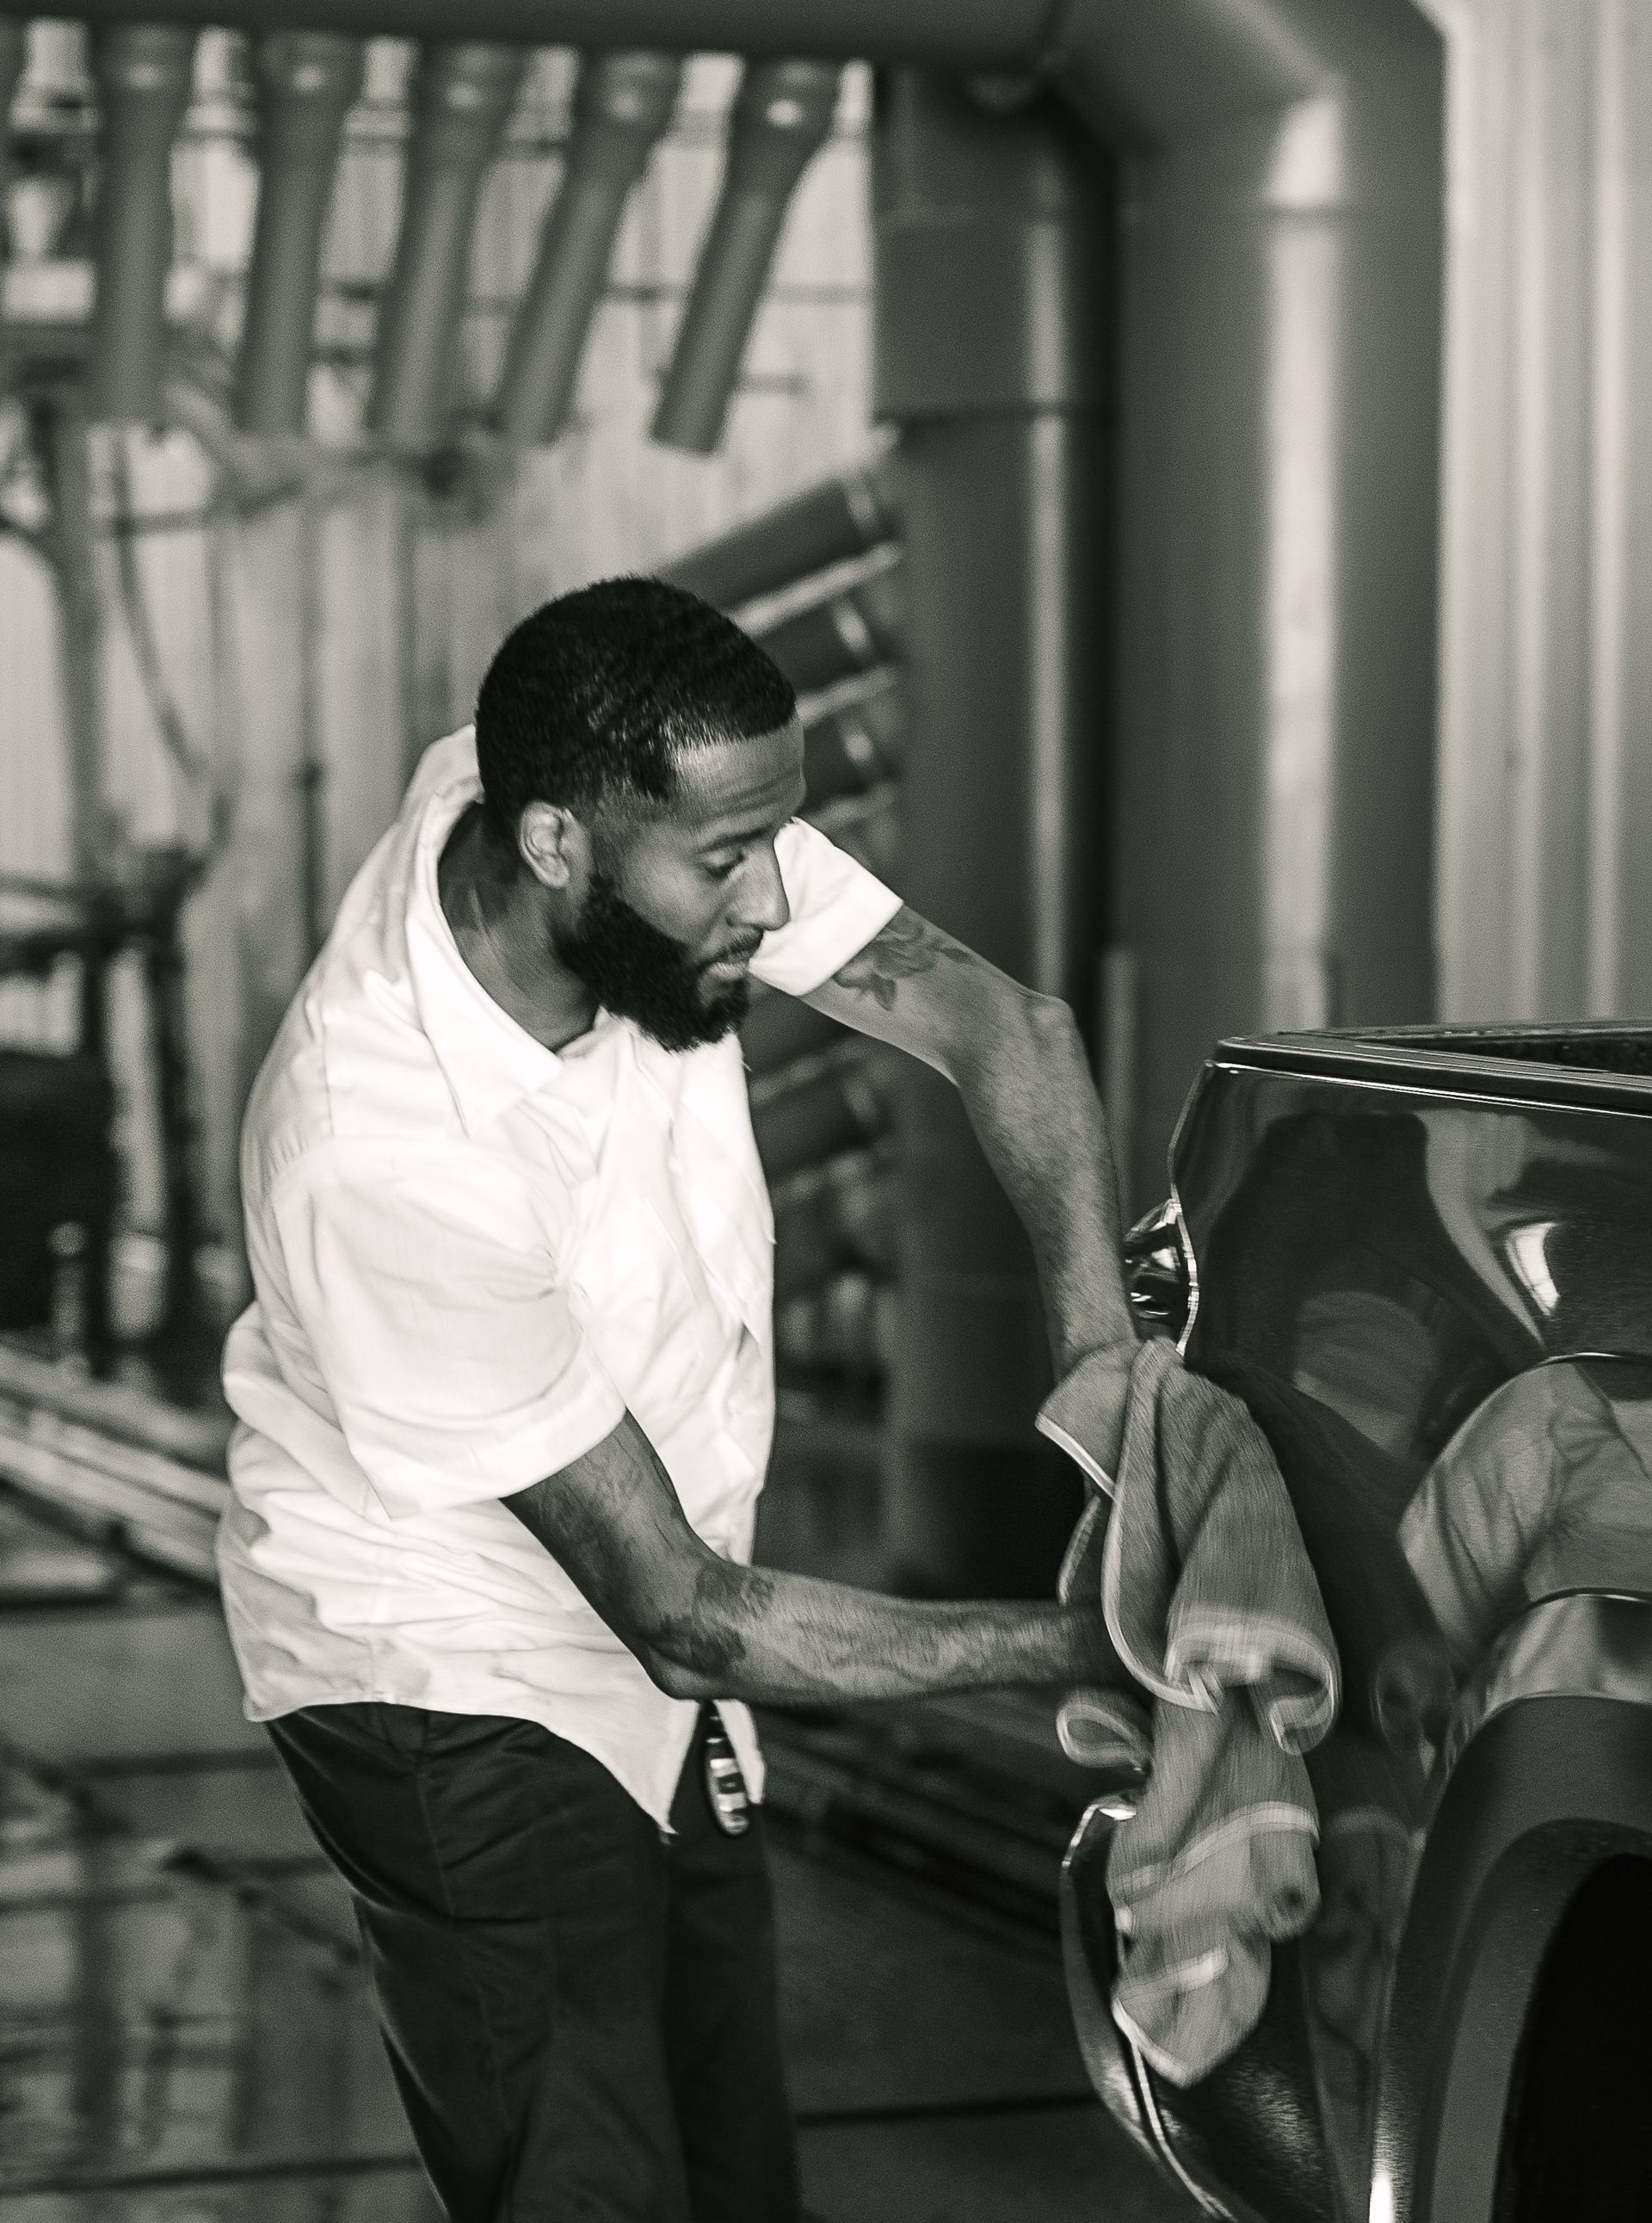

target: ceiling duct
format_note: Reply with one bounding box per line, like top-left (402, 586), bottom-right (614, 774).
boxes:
top-left (659, 449), bottom-right (900, 609)
top-left (87, 23), bottom-right (196, 423)
top-left (367, 40), bottom-right (525, 449)
top-left (651, 57), bottom-right (840, 454)
top-left (494, 50), bottom-right (680, 447)
top-left (235, 31), bottom-right (364, 436)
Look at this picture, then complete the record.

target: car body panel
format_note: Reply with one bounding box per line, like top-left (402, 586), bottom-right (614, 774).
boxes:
top-left (1374, 1594), bottom-right (1652, 2223)
top-left (1067, 1026), bottom-right (1652, 2222)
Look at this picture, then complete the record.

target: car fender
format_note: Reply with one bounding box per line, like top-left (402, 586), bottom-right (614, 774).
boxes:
top-left (1372, 1590), bottom-right (1652, 2223)
top-left (1060, 1800), bottom-right (1328, 2223)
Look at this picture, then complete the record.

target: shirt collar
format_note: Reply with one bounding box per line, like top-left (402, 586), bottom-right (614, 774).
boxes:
top-left (401, 729), bottom-right (620, 1136)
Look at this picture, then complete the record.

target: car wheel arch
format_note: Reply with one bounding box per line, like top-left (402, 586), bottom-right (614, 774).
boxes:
top-left (1374, 1593), bottom-right (1652, 2223)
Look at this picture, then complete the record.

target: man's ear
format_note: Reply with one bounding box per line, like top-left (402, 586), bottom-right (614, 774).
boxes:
top-left (518, 800), bottom-right (590, 892)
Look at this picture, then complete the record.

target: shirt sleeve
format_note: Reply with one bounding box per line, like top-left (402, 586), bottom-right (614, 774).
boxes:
top-left (749, 818), bottom-right (903, 998)
top-left (268, 1151), bottom-right (626, 1522)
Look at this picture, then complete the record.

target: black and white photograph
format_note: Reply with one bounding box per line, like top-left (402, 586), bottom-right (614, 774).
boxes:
top-left (0, 5), bottom-right (1645, 2220)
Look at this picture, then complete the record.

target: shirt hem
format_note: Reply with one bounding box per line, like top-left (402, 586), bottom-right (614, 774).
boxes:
top-left (244, 1683), bottom-right (761, 1830)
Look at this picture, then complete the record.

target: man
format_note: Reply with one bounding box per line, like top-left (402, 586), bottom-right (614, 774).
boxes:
top-left (219, 577), bottom-right (1136, 2222)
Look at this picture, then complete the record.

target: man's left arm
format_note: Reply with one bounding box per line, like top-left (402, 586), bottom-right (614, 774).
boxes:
top-left (803, 905), bottom-right (1137, 1380)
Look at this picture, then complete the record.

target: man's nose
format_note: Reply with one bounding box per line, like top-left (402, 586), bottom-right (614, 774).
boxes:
top-left (738, 844), bottom-right (791, 936)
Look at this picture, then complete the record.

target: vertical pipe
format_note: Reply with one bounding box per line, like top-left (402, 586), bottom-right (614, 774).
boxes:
top-left (1105, 59), bottom-right (1443, 1203)
top-left (297, 484), bottom-right (324, 959)
top-left (141, 870), bottom-right (200, 1345)
top-left (368, 42), bottom-right (526, 449)
top-left (73, 925), bottom-right (117, 1367)
top-left (34, 394), bottom-right (107, 878)
top-left (872, 73), bottom-right (1113, 1597)
top-left (495, 51), bottom-right (681, 446)
top-left (225, 496), bottom-right (311, 1145)
top-left (235, 32), bottom-right (365, 437)
top-left (0, 20), bottom-right (26, 196)
top-left (0, 18), bottom-right (28, 390)
top-left (87, 23), bottom-right (196, 424)
top-left (651, 58), bottom-right (841, 454)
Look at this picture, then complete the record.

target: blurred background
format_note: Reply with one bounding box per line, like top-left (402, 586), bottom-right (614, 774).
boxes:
top-left (0, 3), bottom-right (1646, 2215)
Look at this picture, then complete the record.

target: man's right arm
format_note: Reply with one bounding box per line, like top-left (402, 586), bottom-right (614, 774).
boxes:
top-left (503, 1411), bottom-right (1114, 1707)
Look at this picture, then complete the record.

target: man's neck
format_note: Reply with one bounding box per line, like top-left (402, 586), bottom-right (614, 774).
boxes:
top-left (437, 804), bottom-right (597, 1053)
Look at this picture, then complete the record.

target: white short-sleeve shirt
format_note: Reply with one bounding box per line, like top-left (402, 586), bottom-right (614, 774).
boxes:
top-left (219, 726), bottom-right (900, 1825)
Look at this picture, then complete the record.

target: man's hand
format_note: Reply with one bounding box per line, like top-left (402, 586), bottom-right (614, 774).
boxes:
top-left (803, 905), bottom-right (1137, 1379)
top-left (504, 1411), bottom-right (1117, 1707)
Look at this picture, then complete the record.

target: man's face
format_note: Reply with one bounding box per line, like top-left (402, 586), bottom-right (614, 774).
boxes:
top-left (555, 719), bottom-right (806, 1052)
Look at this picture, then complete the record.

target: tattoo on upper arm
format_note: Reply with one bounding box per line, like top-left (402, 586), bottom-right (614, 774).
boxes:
top-left (835, 911), bottom-right (973, 1011)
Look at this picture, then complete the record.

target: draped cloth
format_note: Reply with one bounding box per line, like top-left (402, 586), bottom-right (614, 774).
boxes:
top-left (1042, 1337), bottom-right (1341, 2084)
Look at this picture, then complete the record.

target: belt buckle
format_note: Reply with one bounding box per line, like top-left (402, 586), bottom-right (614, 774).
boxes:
top-left (702, 1711), bottom-right (751, 1837)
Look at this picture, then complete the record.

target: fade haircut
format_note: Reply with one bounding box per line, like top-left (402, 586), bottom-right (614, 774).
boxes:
top-left (474, 576), bottom-right (797, 843)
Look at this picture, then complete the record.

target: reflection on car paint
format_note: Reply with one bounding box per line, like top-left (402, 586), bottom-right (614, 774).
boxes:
top-left (1156, 1060), bottom-right (1652, 2214)
top-left (1439, 1590), bottom-right (1652, 1775)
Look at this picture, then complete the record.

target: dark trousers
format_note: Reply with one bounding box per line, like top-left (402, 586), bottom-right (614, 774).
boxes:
top-left (267, 1701), bottom-right (801, 2223)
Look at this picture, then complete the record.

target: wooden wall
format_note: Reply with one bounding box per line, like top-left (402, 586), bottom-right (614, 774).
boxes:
top-left (0, 35), bottom-right (874, 1298)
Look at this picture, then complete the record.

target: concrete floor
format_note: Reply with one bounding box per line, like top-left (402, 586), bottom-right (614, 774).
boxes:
top-left (0, 1489), bottom-right (1193, 2223)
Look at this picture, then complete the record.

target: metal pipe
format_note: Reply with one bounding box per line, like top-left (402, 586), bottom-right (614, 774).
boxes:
top-left (802, 672), bottom-right (905, 806)
top-left (1097, 25), bottom-right (1445, 1202)
top-left (495, 51), bottom-right (681, 446)
top-left (368, 42), bottom-right (526, 448)
top-left (235, 32), bottom-right (365, 436)
top-left (71, 0), bottom-right (1048, 68)
top-left (651, 58), bottom-right (841, 454)
top-left (1051, 0), bottom-right (1324, 147)
top-left (874, 73), bottom-right (1113, 1599)
top-left (658, 451), bottom-right (902, 609)
top-left (809, 780), bottom-right (899, 882)
top-left (740, 985), bottom-right (841, 1075)
top-left (35, 396), bottom-right (108, 877)
top-left (87, 23), bottom-right (197, 424)
top-left (0, 18), bottom-right (27, 386)
top-left (0, 21), bottom-right (26, 202)
top-left (751, 559), bottom-right (903, 695)
top-left (776, 1271), bottom-right (891, 1381)
top-left (749, 1040), bottom-right (887, 1179)
top-left (55, 0), bottom-right (1431, 149)
top-left (772, 1145), bottom-right (896, 1304)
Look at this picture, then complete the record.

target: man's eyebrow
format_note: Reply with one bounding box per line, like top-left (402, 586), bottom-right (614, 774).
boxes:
top-left (695, 786), bottom-right (807, 851)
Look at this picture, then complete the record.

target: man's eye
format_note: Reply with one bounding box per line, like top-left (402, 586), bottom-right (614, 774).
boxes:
top-left (705, 855), bottom-right (742, 882)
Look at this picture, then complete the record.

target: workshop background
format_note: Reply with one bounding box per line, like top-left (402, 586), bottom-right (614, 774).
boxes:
top-left (0, 2), bottom-right (1646, 2217)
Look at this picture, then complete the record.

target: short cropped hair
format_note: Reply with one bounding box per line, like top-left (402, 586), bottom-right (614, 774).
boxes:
top-left (474, 577), bottom-right (796, 840)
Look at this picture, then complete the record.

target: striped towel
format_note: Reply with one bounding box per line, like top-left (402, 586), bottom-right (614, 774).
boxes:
top-left (1041, 1336), bottom-right (1340, 2085)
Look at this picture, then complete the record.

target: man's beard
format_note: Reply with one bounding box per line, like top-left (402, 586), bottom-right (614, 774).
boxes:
top-left (555, 869), bottom-right (752, 1053)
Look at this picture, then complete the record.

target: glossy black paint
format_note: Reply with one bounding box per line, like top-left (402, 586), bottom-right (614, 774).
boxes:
top-left (1378, 1608), bottom-right (1652, 2223)
top-left (1068, 1026), bottom-right (1652, 2223)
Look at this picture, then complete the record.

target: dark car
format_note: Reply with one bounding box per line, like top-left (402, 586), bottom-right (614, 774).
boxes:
top-left (1064, 1023), bottom-right (1652, 2223)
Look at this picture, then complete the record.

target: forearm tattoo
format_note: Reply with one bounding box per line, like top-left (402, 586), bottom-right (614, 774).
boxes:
top-left (834, 910), bottom-right (973, 1011)
top-left (653, 1561), bottom-right (777, 1683)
